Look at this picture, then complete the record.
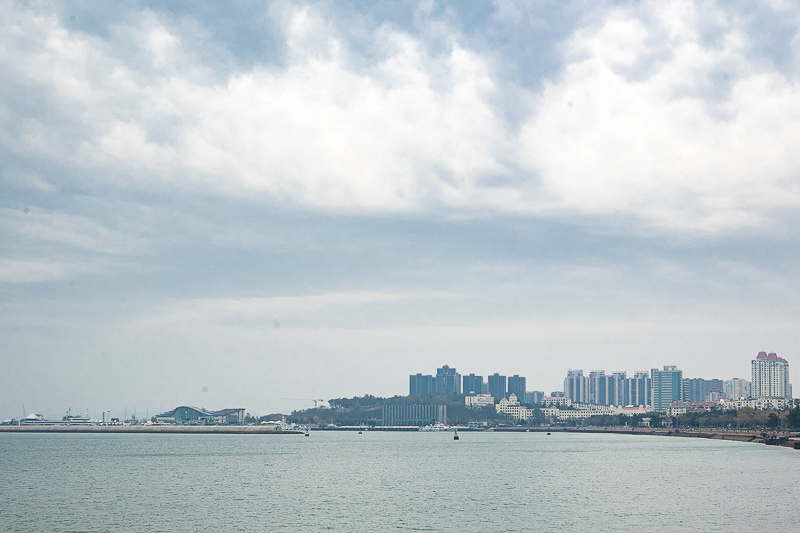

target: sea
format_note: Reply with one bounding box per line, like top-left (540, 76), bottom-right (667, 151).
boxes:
top-left (1, 430), bottom-right (798, 532)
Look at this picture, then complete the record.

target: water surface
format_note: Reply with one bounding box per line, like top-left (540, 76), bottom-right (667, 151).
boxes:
top-left (1, 431), bottom-right (797, 531)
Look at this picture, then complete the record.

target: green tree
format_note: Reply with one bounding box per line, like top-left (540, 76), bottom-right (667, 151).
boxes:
top-left (766, 412), bottom-right (780, 428)
top-left (786, 407), bottom-right (800, 429)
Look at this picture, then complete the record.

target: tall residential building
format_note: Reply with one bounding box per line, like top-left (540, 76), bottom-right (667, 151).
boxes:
top-left (651, 366), bottom-right (683, 412)
top-left (751, 352), bottom-right (790, 398)
top-left (507, 375), bottom-right (527, 402)
top-left (525, 391), bottom-right (545, 405)
top-left (588, 371), bottom-right (606, 405)
top-left (462, 374), bottom-right (484, 395)
top-left (409, 373), bottom-right (434, 396)
top-left (564, 370), bottom-right (586, 403)
top-left (724, 378), bottom-right (751, 400)
top-left (625, 371), bottom-right (651, 407)
top-left (683, 378), bottom-right (725, 402)
top-left (435, 365), bottom-right (461, 394)
top-left (488, 373), bottom-right (507, 401)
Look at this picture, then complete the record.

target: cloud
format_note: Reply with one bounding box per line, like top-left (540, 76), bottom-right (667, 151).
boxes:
top-left (518, 1), bottom-right (800, 231)
top-left (2, 2), bottom-right (800, 234)
top-left (139, 290), bottom-right (459, 329)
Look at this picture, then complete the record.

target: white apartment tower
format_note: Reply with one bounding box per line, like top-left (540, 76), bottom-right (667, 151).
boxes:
top-left (751, 352), bottom-right (790, 398)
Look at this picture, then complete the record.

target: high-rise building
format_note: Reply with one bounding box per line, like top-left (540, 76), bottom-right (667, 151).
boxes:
top-left (751, 352), bottom-right (790, 398)
top-left (409, 373), bottom-right (434, 396)
top-left (462, 374), bottom-right (484, 395)
top-left (651, 366), bottom-right (683, 412)
top-left (435, 365), bottom-right (461, 394)
top-left (488, 373), bottom-right (507, 401)
top-left (588, 371), bottom-right (606, 404)
top-left (724, 378), bottom-right (751, 400)
top-left (507, 375), bottom-right (527, 402)
top-left (564, 370), bottom-right (586, 403)
top-left (683, 378), bottom-right (725, 402)
top-left (626, 371), bottom-right (651, 406)
top-left (525, 391), bottom-right (545, 404)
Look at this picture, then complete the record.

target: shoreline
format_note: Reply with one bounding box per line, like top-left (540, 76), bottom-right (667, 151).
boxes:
top-left (2, 424), bottom-right (798, 449)
top-left (0, 425), bottom-right (302, 435)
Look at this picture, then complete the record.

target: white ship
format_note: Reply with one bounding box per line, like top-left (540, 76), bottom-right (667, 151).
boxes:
top-left (418, 423), bottom-right (450, 431)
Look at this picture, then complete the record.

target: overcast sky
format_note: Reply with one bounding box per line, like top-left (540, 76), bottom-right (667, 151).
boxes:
top-left (2, 0), bottom-right (800, 420)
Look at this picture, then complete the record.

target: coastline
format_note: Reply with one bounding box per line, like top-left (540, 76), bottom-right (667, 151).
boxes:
top-left (492, 426), bottom-right (800, 449)
top-left (0, 425), bottom-right (302, 435)
top-left (2, 424), bottom-right (799, 448)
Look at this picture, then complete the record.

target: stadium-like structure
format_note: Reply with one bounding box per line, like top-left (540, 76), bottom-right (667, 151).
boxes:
top-left (154, 406), bottom-right (245, 425)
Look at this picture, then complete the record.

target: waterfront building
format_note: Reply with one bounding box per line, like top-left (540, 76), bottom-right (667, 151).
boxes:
top-left (572, 403), bottom-right (614, 413)
top-left (666, 401), bottom-right (721, 416)
top-left (557, 410), bottom-right (595, 421)
top-left (462, 373), bottom-right (484, 395)
top-left (507, 375), bottom-right (527, 402)
top-left (488, 373), bottom-right (507, 401)
top-left (751, 352), bottom-right (791, 398)
top-left (409, 373), bottom-right (434, 396)
top-left (719, 397), bottom-right (793, 411)
top-left (465, 394), bottom-right (494, 408)
top-left (564, 370), bottom-right (586, 403)
top-left (651, 366), bottom-right (683, 412)
top-left (154, 406), bottom-right (245, 425)
top-left (435, 365), bottom-right (461, 394)
top-left (382, 405), bottom-right (446, 426)
top-left (723, 378), bottom-right (751, 400)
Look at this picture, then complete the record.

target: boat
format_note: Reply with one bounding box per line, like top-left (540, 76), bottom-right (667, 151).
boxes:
top-left (419, 423), bottom-right (450, 431)
top-left (19, 409), bottom-right (95, 426)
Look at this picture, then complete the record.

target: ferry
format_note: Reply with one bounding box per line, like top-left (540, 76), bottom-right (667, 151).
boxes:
top-left (18, 410), bottom-right (95, 426)
top-left (419, 423), bottom-right (450, 431)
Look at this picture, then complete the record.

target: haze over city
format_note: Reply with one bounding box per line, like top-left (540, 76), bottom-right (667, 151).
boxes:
top-left (2, 0), bottom-right (800, 419)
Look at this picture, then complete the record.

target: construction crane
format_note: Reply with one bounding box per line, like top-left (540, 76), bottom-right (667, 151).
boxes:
top-left (281, 398), bottom-right (326, 408)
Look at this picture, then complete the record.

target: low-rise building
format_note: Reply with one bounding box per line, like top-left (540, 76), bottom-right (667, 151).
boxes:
top-left (667, 401), bottom-right (721, 416)
top-left (496, 394), bottom-right (530, 420)
top-left (719, 397), bottom-right (793, 411)
top-left (542, 396), bottom-right (572, 407)
top-left (557, 410), bottom-right (595, 421)
top-left (465, 394), bottom-right (495, 408)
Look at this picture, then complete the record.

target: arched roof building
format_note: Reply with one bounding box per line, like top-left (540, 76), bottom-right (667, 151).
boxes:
top-left (154, 406), bottom-right (245, 425)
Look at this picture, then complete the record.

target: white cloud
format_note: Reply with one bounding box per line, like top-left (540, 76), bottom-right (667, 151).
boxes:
top-left (143, 290), bottom-right (459, 328)
top-left (518, 1), bottom-right (800, 231)
top-left (2, 2), bottom-right (800, 233)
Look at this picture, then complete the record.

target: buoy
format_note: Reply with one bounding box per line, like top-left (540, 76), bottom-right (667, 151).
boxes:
top-left (453, 429), bottom-right (459, 441)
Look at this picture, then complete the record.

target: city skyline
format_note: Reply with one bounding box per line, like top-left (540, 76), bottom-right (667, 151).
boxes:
top-left (3, 1), bottom-right (800, 419)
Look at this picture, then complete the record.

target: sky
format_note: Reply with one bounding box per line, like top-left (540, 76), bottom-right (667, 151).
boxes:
top-left (2, 0), bottom-right (800, 420)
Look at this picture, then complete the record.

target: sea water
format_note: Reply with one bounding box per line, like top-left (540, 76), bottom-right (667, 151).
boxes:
top-left (1, 430), bottom-right (798, 532)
